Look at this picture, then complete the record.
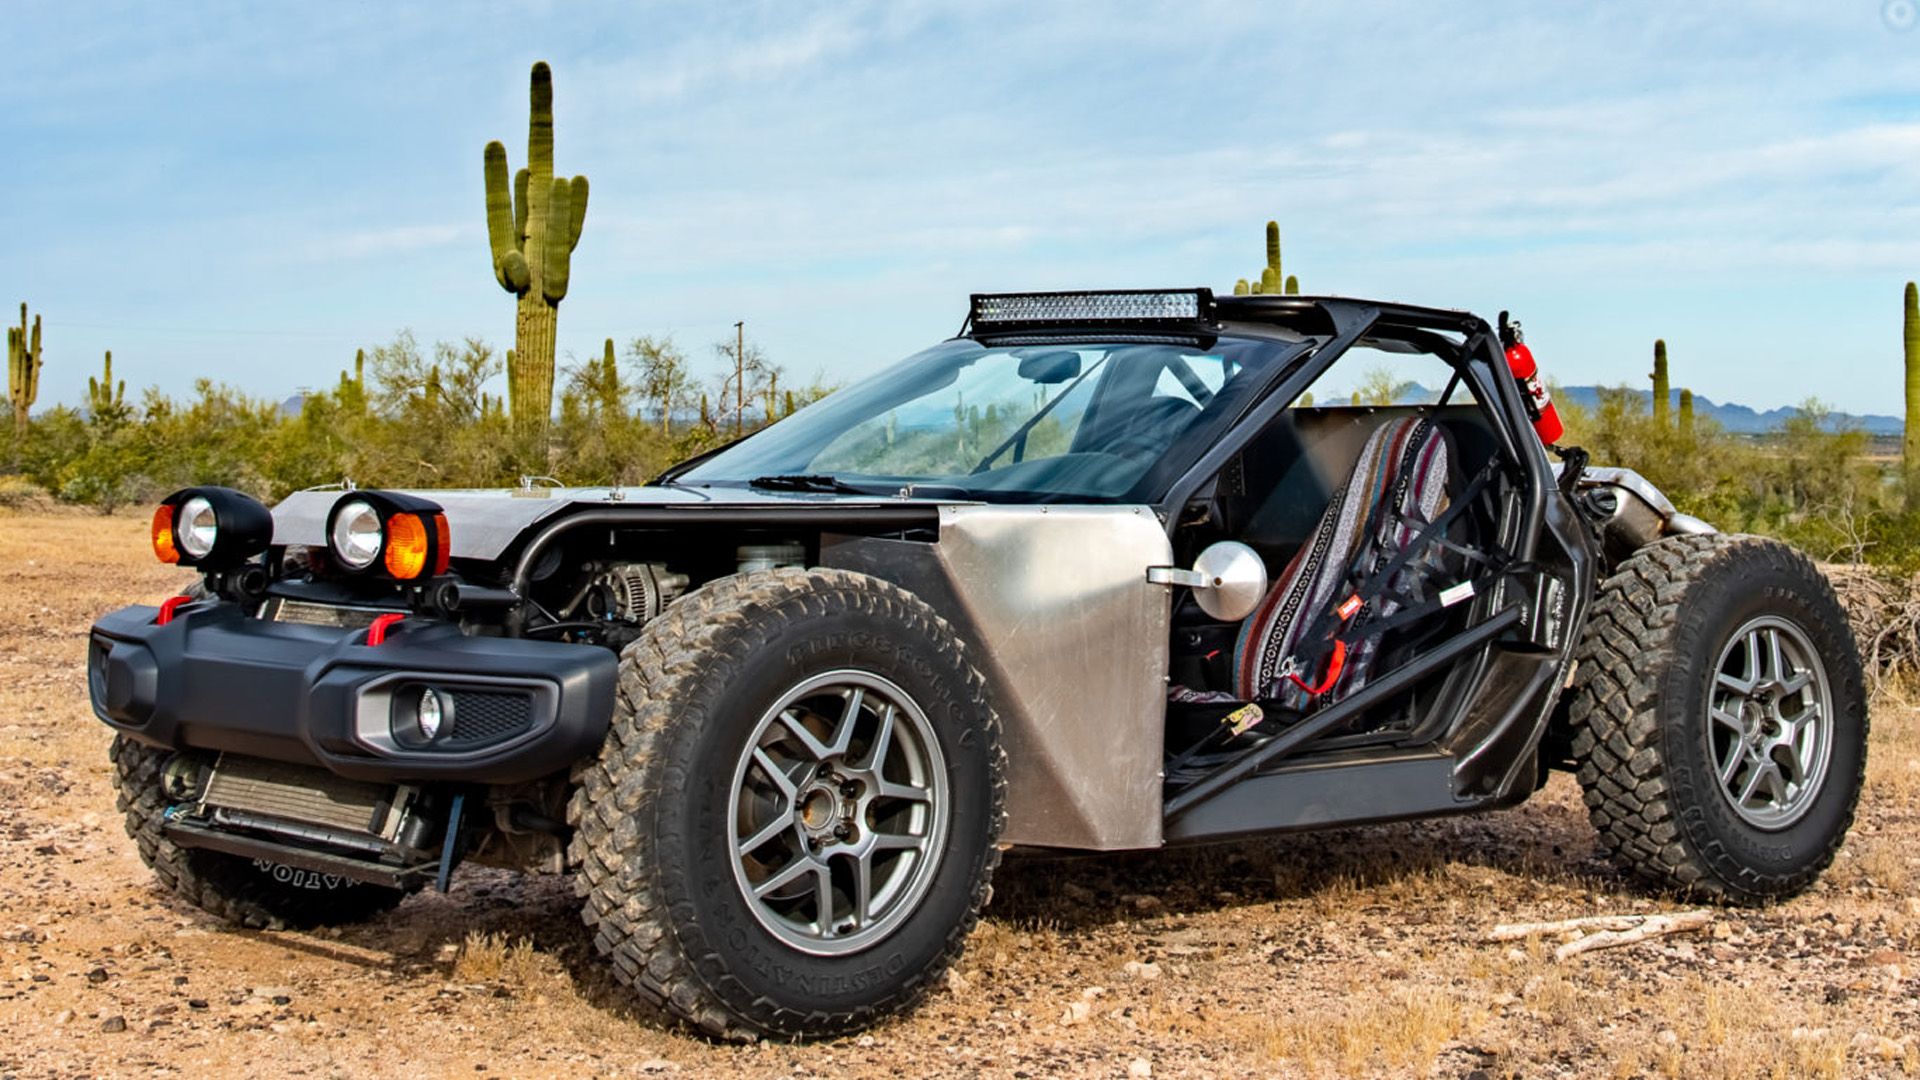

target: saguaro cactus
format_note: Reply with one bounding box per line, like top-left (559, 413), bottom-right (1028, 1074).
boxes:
top-left (337, 348), bottom-right (367, 413)
top-left (1651, 339), bottom-right (1671, 428)
top-left (1905, 282), bottom-right (1919, 508)
top-left (1239, 221), bottom-right (1302, 296)
top-left (484, 61), bottom-right (590, 444)
top-left (86, 350), bottom-right (126, 424)
top-left (7, 302), bottom-right (42, 437)
top-left (1678, 388), bottom-right (1695, 437)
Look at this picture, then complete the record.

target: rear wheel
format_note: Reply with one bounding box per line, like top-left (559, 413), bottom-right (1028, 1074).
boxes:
top-left (1566, 534), bottom-right (1866, 903)
top-left (569, 568), bottom-right (1005, 1040)
top-left (110, 736), bottom-right (408, 929)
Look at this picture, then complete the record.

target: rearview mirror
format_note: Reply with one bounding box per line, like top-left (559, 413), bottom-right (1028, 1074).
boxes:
top-left (1016, 350), bottom-right (1082, 385)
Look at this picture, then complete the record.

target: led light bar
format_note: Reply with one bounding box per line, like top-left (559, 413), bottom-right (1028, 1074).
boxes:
top-left (970, 289), bottom-right (1214, 332)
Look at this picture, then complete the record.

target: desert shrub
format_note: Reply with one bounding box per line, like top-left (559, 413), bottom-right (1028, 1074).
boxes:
top-left (1, 329), bottom-right (811, 513)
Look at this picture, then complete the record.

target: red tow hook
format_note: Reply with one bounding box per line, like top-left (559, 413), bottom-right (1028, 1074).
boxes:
top-left (155, 595), bottom-right (195, 626)
top-left (365, 613), bottom-right (405, 647)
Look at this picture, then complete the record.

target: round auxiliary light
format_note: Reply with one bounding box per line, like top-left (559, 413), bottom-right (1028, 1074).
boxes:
top-left (416, 688), bottom-right (447, 741)
top-left (330, 499), bottom-right (383, 570)
top-left (150, 487), bottom-right (274, 570)
top-left (176, 495), bottom-right (219, 559)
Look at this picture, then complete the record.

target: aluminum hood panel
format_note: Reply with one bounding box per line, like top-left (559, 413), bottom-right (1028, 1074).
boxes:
top-left (271, 485), bottom-right (955, 562)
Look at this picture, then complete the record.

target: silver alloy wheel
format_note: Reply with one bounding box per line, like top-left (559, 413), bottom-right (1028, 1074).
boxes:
top-left (1706, 615), bottom-right (1834, 830)
top-left (727, 670), bottom-right (950, 956)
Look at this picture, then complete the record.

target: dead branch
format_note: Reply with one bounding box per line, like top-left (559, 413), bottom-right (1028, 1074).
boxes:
top-left (1553, 911), bottom-right (1713, 961)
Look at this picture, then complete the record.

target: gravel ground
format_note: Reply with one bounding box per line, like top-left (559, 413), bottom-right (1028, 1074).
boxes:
top-left (1, 509), bottom-right (1915, 1078)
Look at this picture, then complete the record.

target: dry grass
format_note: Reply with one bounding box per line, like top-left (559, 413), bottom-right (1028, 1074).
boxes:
top-left (0, 510), bottom-right (1915, 1078)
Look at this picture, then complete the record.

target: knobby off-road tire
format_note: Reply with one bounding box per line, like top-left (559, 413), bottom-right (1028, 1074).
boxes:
top-left (1566, 533), bottom-right (1866, 903)
top-left (109, 736), bottom-right (408, 929)
top-left (569, 568), bottom-right (1005, 1041)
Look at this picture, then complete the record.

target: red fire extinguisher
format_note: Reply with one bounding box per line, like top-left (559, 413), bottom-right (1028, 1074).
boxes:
top-left (1498, 312), bottom-right (1563, 445)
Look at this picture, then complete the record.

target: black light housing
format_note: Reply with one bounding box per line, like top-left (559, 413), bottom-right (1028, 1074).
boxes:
top-left (151, 487), bottom-right (273, 570)
top-left (324, 490), bottom-right (450, 580)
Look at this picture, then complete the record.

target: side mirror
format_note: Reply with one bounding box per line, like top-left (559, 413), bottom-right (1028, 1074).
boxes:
top-left (1148, 541), bottom-right (1268, 621)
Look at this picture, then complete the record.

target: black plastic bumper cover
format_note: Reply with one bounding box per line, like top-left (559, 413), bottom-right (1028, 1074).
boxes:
top-left (88, 602), bottom-right (617, 784)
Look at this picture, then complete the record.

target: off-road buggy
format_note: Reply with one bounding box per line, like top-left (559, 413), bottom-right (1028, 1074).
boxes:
top-left (89, 290), bottom-right (1865, 1039)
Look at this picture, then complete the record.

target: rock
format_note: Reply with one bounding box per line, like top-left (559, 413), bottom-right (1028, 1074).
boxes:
top-left (1122, 960), bottom-right (1162, 981)
top-left (1080, 986), bottom-right (1107, 1000)
top-left (85, 966), bottom-right (108, 984)
top-left (1852, 1033), bottom-right (1905, 1060)
top-left (856, 1035), bottom-right (876, 1048)
top-left (946, 968), bottom-right (972, 994)
top-left (1657, 1029), bottom-right (1678, 1047)
top-left (1060, 1000), bottom-right (1092, 1026)
top-left (1791, 1026), bottom-right (1830, 1042)
top-left (1125, 895), bottom-right (1165, 915)
top-left (1127, 1058), bottom-right (1152, 1078)
top-left (100, 1015), bottom-right (126, 1033)
top-left (637, 1062), bottom-right (675, 1074)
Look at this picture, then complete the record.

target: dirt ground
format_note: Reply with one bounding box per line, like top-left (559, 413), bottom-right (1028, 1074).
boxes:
top-left (1, 510), bottom-right (1915, 1079)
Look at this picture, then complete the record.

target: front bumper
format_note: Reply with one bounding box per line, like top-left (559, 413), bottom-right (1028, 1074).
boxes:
top-left (88, 601), bottom-right (617, 784)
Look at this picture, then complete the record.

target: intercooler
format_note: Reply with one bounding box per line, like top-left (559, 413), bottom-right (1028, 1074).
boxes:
top-left (163, 755), bottom-right (446, 889)
top-left (200, 755), bottom-right (407, 850)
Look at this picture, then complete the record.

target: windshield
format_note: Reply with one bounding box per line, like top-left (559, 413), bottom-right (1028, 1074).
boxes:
top-left (677, 336), bottom-right (1295, 501)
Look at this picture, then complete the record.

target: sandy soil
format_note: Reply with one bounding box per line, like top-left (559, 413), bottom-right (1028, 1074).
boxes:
top-left (1, 510), bottom-right (1915, 1079)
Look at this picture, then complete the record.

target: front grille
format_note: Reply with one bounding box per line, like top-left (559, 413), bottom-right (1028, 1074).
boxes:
top-left (446, 690), bottom-right (534, 748)
top-left (202, 755), bottom-right (393, 838)
top-left (269, 599), bottom-right (404, 629)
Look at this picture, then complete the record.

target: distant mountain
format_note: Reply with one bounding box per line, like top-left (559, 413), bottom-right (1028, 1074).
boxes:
top-left (1372, 382), bottom-right (1901, 436)
top-left (1552, 386), bottom-right (1903, 436)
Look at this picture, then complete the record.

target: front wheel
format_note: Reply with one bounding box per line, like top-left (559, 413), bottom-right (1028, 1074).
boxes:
top-left (569, 568), bottom-right (1005, 1040)
top-left (1566, 534), bottom-right (1867, 903)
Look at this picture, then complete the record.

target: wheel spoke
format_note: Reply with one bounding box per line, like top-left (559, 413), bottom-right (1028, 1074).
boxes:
top-left (830, 688), bottom-right (865, 757)
top-left (751, 746), bottom-right (799, 799)
top-left (1765, 629), bottom-right (1787, 685)
top-left (738, 813), bottom-right (795, 858)
top-left (1715, 670), bottom-right (1755, 696)
top-left (1709, 706), bottom-right (1746, 734)
top-left (862, 704), bottom-right (897, 773)
top-left (876, 776), bottom-right (934, 803)
top-left (870, 831), bottom-right (924, 852)
top-left (752, 854), bottom-right (820, 900)
top-left (777, 708), bottom-right (837, 762)
top-left (1736, 761), bottom-right (1770, 806)
top-left (1717, 740), bottom-right (1746, 786)
top-left (852, 850), bottom-right (875, 930)
top-left (813, 862), bottom-right (836, 933)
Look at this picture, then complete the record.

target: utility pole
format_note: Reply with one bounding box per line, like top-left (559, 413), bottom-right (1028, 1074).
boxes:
top-left (732, 321), bottom-right (745, 434)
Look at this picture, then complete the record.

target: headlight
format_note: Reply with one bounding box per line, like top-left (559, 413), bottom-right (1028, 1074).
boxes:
top-left (176, 496), bottom-right (218, 559)
top-left (151, 487), bottom-right (273, 570)
top-left (324, 491), bottom-right (451, 580)
top-left (330, 499), bottom-right (383, 570)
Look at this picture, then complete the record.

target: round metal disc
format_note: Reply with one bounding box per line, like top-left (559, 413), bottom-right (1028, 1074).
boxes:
top-left (1191, 541), bottom-right (1268, 622)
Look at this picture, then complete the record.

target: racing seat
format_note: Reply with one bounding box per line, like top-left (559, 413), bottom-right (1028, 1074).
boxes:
top-left (1232, 414), bottom-right (1457, 709)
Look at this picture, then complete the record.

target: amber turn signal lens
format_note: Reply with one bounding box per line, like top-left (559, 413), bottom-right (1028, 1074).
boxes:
top-left (151, 504), bottom-right (179, 565)
top-left (432, 513), bottom-right (451, 576)
top-left (383, 513), bottom-right (431, 580)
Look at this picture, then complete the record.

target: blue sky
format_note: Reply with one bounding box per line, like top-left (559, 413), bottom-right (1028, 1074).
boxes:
top-left (5, 1), bottom-right (1920, 417)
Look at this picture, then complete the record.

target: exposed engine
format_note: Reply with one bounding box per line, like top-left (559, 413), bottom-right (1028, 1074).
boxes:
top-left (561, 561), bottom-right (690, 632)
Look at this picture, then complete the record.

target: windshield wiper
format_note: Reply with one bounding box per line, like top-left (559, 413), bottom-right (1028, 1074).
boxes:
top-left (747, 474), bottom-right (875, 494)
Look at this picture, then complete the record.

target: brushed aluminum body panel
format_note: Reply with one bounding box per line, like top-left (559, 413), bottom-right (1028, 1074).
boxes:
top-left (926, 505), bottom-right (1170, 850)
